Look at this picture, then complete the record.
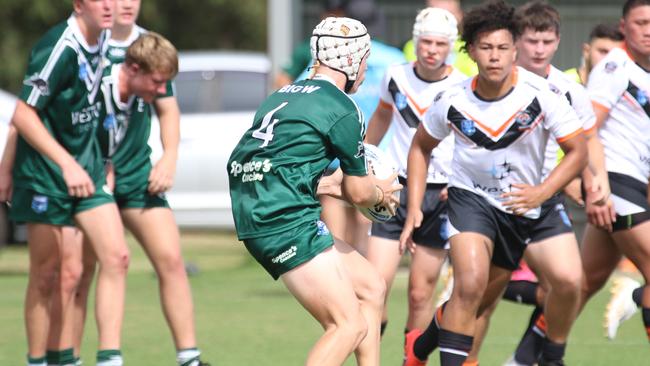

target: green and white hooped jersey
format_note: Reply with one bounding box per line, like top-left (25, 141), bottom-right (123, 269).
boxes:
top-left (228, 76), bottom-right (368, 239)
top-left (105, 25), bottom-right (175, 98)
top-left (13, 16), bottom-right (109, 197)
top-left (98, 64), bottom-right (152, 192)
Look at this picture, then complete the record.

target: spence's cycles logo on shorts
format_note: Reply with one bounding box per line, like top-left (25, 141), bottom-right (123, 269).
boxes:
top-left (230, 159), bottom-right (272, 183)
top-left (272, 246), bottom-right (297, 264)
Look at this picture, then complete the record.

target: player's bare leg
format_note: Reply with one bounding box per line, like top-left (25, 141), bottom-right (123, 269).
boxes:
top-left (611, 221), bottom-right (650, 340)
top-left (74, 204), bottom-right (129, 350)
top-left (25, 224), bottom-right (63, 359)
top-left (365, 236), bottom-right (402, 333)
top-left (282, 239), bottom-right (385, 366)
top-left (438, 233), bottom-right (493, 365)
top-left (407, 245), bottom-right (447, 330)
top-left (580, 224), bottom-right (621, 305)
top-left (526, 233), bottom-right (582, 343)
top-left (121, 207), bottom-right (198, 349)
top-left (320, 195), bottom-right (371, 256)
top-left (71, 238), bottom-right (97, 358)
top-left (46, 227), bottom-right (83, 364)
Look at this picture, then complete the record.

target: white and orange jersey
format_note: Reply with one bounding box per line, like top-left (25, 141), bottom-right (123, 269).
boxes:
top-left (423, 66), bottom-right (583, 218)
top-left (542, 65), bottom-right (596, 178)
top-left (378, 63), bottom-right (465, 183)
top-left (588, 46), bottom-right (650, 184)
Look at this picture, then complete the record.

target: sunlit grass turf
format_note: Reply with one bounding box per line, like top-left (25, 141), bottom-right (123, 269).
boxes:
top-left (0, 230), bottom-right (647, 365)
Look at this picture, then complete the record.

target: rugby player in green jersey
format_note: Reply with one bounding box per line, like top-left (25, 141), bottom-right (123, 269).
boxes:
top-left (1, 1), bottom-right (132, 365)
top-left (43, 1), bottom-right (208, 365)
top-left (228, 17), bottom-right (401, 366)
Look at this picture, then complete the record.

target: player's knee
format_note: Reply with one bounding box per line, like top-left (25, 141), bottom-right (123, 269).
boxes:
top-left (581, 269), bottom-right (608, 298)
top-left (30, 267), bottom-right (58, 297)
top-left (100, 248), bottom-right (130, 274)
top-left (552, 270), bottom-right (582, 298)
top-left (408, 285), bottom-right (433, 310)
top-left (59, 261), bottom-right (83, 295)
top-left (357, 273), bottom-right (386, 311)
top-left (155, 250), bottom-right (185, 276)
top-left (454, 276), bottom-right (486, 305)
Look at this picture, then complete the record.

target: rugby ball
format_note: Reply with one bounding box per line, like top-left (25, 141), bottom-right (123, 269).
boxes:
top-left (356, 144), bottom-right (400, 223)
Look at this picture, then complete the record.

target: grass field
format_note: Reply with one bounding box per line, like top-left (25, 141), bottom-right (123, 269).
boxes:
top-left (0, 230), bottom-right (647, 365)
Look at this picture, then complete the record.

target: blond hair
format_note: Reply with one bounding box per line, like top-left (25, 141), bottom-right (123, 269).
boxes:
top-left (125, 32), bottom-right (178, 78)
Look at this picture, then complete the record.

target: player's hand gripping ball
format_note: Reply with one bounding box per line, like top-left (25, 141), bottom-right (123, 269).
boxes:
top-left (356, 144), bottom-right (400, 222)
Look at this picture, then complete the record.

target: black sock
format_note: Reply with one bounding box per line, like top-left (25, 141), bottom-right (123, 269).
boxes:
top-left (439, 328), bottom-right (473, 366)
top-left (643, 308), bottom-right (650, 342)
top-left (514, 310), bottom-right (545, 364)
top-left (540, 339), bottom-right (566, 362)
top-left (503, 281), bottom-right (539, 305)
top-left (633, 287), bottom-right (643, 307)
top-left (380, 320), bottom-right (388, 336)
top-left (413, 304), bottom-right (444, 360)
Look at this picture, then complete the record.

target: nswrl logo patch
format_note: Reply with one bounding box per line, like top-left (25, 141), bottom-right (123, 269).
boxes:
top-left (31, 195), bottom-right (48, 214)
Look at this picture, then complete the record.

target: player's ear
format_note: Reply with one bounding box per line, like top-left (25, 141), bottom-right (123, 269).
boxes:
top-left (72, 0), bottom-right (83, 14)
top-left (126, 62), bottom-right (141, 75)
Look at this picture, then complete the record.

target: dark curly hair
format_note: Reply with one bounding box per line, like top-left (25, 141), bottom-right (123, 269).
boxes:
top-left (461, 0), bottom-right (518, 52)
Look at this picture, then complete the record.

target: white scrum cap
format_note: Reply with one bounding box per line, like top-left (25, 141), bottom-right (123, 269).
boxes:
top-left (412, 7), bottom-right (458, 44)
top-left (310, 17), bottom-right (371, 88)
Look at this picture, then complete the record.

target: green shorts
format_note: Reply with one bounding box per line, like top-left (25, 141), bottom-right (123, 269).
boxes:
top-left (114, 183), bottom-right (169, 209)
top-left (10, 186), bottom-right (115, 226)
top-left (243, 220), bottom-right (334, 280)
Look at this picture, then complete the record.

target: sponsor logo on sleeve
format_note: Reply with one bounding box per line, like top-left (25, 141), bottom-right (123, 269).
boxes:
top-left (604, 61), bottom-right (617, 73)
top-left (354, 141), bottom-right (365, 159)
top-left (23, 74), bottom-right (50, 96)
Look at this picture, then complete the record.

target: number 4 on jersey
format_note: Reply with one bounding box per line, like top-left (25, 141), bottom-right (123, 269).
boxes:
top-left (253, 102), bottom-right (288, 147)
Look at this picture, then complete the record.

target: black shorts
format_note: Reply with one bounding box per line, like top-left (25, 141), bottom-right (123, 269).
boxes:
top-left (447, 187), bottom-right (535, 271)
top-left (528, 194), bottom-right (574, 243)
top-left (370, 177), bottom-right (448, 249)
top-left (606, 172), bottom-right (650, 231)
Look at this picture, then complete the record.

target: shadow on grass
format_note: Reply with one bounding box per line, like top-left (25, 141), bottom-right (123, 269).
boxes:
top-left (0, 269), bottom-right (27, 277)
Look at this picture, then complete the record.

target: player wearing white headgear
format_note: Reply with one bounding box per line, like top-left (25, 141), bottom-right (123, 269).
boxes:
top-left (228, 16), bottom-right (401, 366)
top-left (363, 6), bottom-right (465, 347)
top-left (310, 16), bottom-right (371, 93)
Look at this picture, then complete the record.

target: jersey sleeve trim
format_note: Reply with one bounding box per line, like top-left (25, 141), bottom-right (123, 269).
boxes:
top-left (591, 101), bottom-right (610, 115)
top-left (556, 128), bottom-right (583, 143)
top-left (25, 31), bottom-right (73, 106)
top-left (582, 124), bottom-right (598, 136)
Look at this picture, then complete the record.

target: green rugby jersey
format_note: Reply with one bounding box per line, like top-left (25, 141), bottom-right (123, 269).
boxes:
top-left (105, 25), bottom-right (174, 98)
top-left (98, 64), bottom-right (152, 194)
top-left (228, 77), bottom-right (368, 239)
top-left (13, 16), bottom-right (109, 197)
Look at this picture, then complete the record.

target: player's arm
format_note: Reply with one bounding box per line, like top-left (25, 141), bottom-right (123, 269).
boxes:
top-left (364, 101), bottom-right (393, 145)
top-left (316, 168), bottom-right (343, 199)
top-left (582, 104), bottom-right (617, 230)
top-left (330, 112), bottom-right (401, 210)
top-left (149, 96), bottom-right (180, 194)
top-left (12, 100), bottom-right (94, 197)
top-left (0, 124), bottom-right (17, 201)
top-left (341, 171), bottom-right (400, 210)
top-left (399, 125), bottom-right (440, 251)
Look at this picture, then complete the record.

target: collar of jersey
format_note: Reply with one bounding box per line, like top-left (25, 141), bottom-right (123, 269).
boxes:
top-left (67, 15), bottom-right (102, 53)
top-left (312, 73), bottom-right (337, 86)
